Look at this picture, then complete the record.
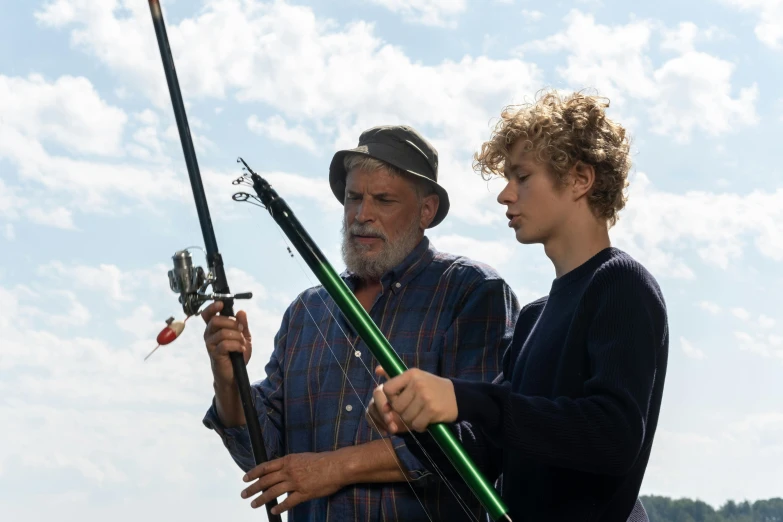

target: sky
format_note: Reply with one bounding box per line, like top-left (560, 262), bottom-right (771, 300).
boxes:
top-left (1, 0), bottom-right (782, 520)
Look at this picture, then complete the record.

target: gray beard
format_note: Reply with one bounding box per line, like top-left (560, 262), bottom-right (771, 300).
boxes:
top-left (341, 213), bottom-right (423, 281)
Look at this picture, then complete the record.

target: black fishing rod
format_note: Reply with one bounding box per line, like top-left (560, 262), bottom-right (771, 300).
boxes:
top-left (146, 2), bottom-right (282, 521)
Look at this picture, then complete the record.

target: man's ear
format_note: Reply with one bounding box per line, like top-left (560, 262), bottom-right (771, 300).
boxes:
top-left (419, 194), bottom-right (439, 229)
top-left (570, 161), bottom-right (595, 201)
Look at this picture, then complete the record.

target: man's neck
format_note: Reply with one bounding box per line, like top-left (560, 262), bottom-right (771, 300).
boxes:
top-left (354, 277), bottom-right (382, 312)
top-left (544, 214), bottom-right (611, 279)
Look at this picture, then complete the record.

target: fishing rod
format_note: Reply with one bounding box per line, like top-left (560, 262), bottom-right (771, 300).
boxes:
top-left (146, 2), bottom-right (282, 521)
top-left (232, 159), bottom-right (513, 522)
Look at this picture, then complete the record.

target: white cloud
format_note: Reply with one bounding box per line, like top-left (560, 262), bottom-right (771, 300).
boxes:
top-left (34, 0), bottom-right (172, 108)
top-left (38, 261), bottom-right (142, 302)
top-left (611, 172), bottom-right (783, 278)
top-left (521, 9), bottom-right (544, 22)
top-left (681, 336), bottom-right (706, 359)
top-left (519, 10), bottom-right (758, 143)
top-left (0, 256), bottom-right (293, 517)
top-left (247, 115), bottom-right (319, 154)
top-left (0, 177), bottom-right (79, 230)
top-left (660, 22), bottom-right (732, 53)
top-left (731, 307), bottom-right (751, 320)
top-left (645, 417), bottom-right (783, 507)
top-left (649, 51), bottom-right (758, 143)
top-left (731, 412), bottom-right (783, 453)
top-left (25, 206), bottom-right (77, 230)
top-left (696, 303), bottom-right (777, 333)
top-left (720, 0), bottom-right (783, 49)
top-left (33, 0), bottom-right (541, 152)
top-left (29, 0), bottom-right (544, 231)
top-left (127, 109), bottom-right (169, 162)
top-left (21, 290), bottom-right (91, 327)
top-left (0, 73), bottom-right (195, 223)
top-left (0, 74), bottom-right (128, 156)
top-left (519, 11), bottom-right (659, 104)
top-left (2, 224), bottom-right (14, 240)
top-left (734, 330), bottom-right (783, 361)
top-left (429, 233), bottom-right (516, 268)
top-left (0, 178), bottom-right (23, 220)
top-left (699, 301), bottom-right (722, 314)
top-left (368, 0), bottom-right (467, 27)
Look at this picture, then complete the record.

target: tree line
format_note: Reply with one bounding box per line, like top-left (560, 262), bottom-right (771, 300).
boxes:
top-left (641, 495), bottom-right (783, 522)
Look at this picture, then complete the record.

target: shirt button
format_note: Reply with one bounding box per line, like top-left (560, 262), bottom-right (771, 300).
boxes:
top-left (395, 282), bottom-right (401, 288)
top-left (354, 350), bottom-right (361, 357)
top-left (345, 404), bottom-right (353, 412)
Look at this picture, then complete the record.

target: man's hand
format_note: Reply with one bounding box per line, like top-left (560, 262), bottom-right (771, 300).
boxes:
top-left (377, 366), bottom-right (458, 433)
top-left (201, 300), bottom-right (252, 385)
top-left (241, 453), bottom-right (346, 515)
top-left (367, 366), bottom-right (409, 435)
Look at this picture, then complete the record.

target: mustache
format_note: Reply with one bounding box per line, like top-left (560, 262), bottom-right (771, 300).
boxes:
top-left (347, 222), bottom-right (387, 241)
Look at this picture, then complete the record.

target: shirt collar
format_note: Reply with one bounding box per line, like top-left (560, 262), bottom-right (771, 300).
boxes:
top-left (341, 236), bottom-right (436, 295)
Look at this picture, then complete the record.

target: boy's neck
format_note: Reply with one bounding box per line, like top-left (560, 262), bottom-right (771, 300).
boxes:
top-left (544, 215), bottom-right (611, 279)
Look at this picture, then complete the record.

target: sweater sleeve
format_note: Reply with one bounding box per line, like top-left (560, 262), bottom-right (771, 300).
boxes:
top-left (452, 266), bottom-right (668, 476)
top-left (397, 298), bottom-right (545, 484)
top-left (395, 277), bottom-right (519, 484)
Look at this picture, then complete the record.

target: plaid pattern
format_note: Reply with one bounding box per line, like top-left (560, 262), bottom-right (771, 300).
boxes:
top-left (203, 236), bottom-right (519, 522)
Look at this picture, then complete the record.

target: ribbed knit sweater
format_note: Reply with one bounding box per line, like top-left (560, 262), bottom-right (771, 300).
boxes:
top-left (404, 247), bottom-right (669, 521)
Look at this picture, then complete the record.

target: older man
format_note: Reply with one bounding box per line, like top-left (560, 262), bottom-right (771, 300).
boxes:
top-left (200, 125), bottom-right (519, 521)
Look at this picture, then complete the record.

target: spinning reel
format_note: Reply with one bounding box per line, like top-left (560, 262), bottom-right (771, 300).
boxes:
top-left (167, 248), bottom-right (252, 317)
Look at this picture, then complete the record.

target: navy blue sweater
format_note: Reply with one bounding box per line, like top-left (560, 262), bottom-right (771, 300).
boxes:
top-left (403, 247), bottom-right (669, 521)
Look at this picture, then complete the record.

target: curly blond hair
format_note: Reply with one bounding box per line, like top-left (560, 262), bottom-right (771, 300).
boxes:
top-left (474, 89), bottom-right (632, 227)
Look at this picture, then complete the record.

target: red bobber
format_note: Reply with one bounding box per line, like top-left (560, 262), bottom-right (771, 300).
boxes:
top-left (145, 316), bottom-right (188, 361)
top-left (156, 317), bottom-right (186, 345)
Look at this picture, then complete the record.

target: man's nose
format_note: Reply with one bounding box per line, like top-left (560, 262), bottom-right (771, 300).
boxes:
top-left (355, 199), bottom-right (376, 222)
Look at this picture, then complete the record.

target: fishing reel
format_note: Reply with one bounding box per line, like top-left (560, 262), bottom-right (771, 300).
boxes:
top-left (167, 248), bottom-right (252, 316)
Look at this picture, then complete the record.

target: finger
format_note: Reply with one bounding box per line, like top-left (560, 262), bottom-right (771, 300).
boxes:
top-left (206, 315), bottom-right (241, 333)
top-left (370, 387), bottom-right (392, 429)
top-left (241, 470), bottom-right (286, 499)
top-left (204, 318), bottom-right (241, 343)
top-left (210, 341), bottom-right (244, 358)
top-left (388, 380), bottom-right (416, 413)
top-left (243, 459), bottom-right (285, 482)
top-left (380, 410), bottom-right (402, 434)
top-left (372, 385), bottom-right (388, 409)
top-left (411, 408), bottom-right (435, 432)
top-left (236, 310), bottom-right (251, 340)
top-left (365, 398), bottom-right (388, 436)
top-left (374, 365), bottom-right (390, 381)
top-left (250, 481), bottom-right (291, 509)
top-left (206, 328), bottom-right (246, 347)
top-left (209, 340), bottom-right (246, 357)
top-left (382, 371), bottom-right (412, 396)
top-left (272, 492), bottom-right (306, 516)
top-left (201, 300), bottom-right (224, 324)
top-left (398, 395), bottom-right (426, 429)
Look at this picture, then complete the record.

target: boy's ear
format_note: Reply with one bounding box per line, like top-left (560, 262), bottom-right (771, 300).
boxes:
top-left (570, 161), bottom-right (595, 200)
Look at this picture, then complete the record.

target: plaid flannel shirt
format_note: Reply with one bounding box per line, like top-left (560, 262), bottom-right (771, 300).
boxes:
top-left (203, 236), bottom-right (519, 521)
